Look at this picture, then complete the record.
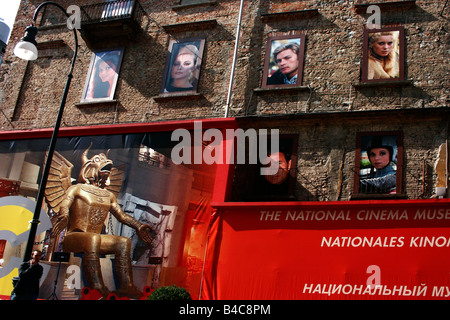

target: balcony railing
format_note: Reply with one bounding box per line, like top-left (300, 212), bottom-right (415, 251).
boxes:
top-left (79, 0), bottom-right (146, 48)
top-left (80, 0), bottom-right (145, 26)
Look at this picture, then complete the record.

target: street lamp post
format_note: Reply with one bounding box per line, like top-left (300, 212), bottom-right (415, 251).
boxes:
top-left (13, 1), bottom-right (78, 262)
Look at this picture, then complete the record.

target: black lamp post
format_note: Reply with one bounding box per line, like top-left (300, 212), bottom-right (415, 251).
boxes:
top-left (13, 1), bottom-right (78, 262)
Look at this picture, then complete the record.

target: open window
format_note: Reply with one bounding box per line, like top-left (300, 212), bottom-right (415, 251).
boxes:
top-left (353, 131), bottom-right (403, 198)
top-left (231, 133), bottom-right (298, 201)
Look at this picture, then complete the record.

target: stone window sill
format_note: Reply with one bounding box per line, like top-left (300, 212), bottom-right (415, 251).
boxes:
top-left (253, 86), bottom-right (311, 95)
top-left (153, 92), bottom-right (203, 102)
top-left (350, 193), bottom-right (407, 200)
top-left (352, 80), bottom-right (413, 89)
top-left (260, 9), bottom-right (319, 22)
top-left (171, 0), bottom-right (217, 11)
top-left (354, 1), bottom-right (416, 14)
top-left (75, 99), bottom-right (119, 108)
top-left (162, 19), bottom-right (217, 33)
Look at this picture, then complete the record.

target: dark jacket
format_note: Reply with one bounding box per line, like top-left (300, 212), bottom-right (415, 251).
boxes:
top-left (12, 262), bottom-right (43, 297)
top-left (266, 70), bottom-right (286, 85)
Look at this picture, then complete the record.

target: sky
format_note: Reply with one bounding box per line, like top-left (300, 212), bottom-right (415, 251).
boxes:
top-left (0, 0), bottom-right (21, 44)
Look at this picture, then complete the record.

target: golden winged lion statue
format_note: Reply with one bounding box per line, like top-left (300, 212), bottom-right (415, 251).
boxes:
top-left (44, 143), bottom-right (153, 299)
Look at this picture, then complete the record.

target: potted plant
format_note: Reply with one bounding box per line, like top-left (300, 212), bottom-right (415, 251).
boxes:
top-left (146, 285), bottom-right (191, 300)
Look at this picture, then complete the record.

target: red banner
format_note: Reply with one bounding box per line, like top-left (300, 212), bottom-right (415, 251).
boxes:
top-left (202, 199), bottom-right (450, 300)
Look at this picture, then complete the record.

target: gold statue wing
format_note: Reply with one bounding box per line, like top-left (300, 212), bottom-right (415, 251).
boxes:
top-left (44, 151), bottom-right (74, 214)
top-left (106, 164), bottom-right (126, 198)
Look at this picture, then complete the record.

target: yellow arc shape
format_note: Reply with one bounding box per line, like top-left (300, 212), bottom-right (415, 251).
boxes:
top-left (0, 205), bottom-right (33, 235)
top-left (0, 196), bottom-right (53, 298)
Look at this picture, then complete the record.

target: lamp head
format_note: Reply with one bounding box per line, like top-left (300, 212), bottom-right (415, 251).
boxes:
top-left (14, 25), bottom-right (38, 60)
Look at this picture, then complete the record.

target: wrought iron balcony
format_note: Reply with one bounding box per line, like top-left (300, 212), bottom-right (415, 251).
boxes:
top-left (79, 0), bottom-right (146, 48)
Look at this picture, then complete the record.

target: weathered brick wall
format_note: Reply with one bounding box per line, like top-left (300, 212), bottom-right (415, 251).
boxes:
top-left (1, 0), bottom-right (448, 127)
top-left (0, 0), bottom-right (448, 200)
top-left (232, 108), bottom-right (448, 201)
top-left (241, 0), bottom-right (448, 115)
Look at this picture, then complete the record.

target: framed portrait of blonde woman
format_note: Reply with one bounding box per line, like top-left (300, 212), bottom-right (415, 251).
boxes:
top-left (160, 38), bottom-right (205, 95)
top-left (81, 48), bottom-right (124, 102)
top-left (362, 26), bottom-right (405, 83)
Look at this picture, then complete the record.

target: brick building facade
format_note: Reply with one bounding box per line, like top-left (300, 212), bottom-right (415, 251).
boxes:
top-left (1, 0), bottom-right (448, 200)
top-left (0, 0), bottom-right (449, 300)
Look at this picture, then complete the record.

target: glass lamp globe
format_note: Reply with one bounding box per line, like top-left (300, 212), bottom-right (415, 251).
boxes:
top-left (13, 25), bottom-right (38, 60)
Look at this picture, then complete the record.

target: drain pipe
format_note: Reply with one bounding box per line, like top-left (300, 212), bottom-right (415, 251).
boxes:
top-left (224, 0), bottom-right (244, 118)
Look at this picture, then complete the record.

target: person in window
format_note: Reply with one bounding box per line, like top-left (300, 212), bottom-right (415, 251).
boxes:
top-left (252, 151), bottom-right (293, 200)
top-left (10, 250), bottom-right (43, 300)
top-left (359, 136), bottom-right (397, 194)
top-left (367, 31), bottom-right (399, 80)
top-left (267, 43), bottom-right (300, 85)
top-left (164, 44), bottom-right (200, 93)
top-left (263, 152), bottom-right (292, 185)
top-left (86, 52), bottom-right (119, 99)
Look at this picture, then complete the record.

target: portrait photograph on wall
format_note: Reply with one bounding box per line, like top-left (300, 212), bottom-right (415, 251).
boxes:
top-left (353, 131), bottom-right (403, 196)
top-left (231, 134), bottom-right (298, 201)
top-left (261, 33), bottom-right (306, 89)
top-left (160, 38), bottom-right (205, 94)
top-left (361, 26), bottom-right (405, 83)
top-left (81, 48), bottom-right (124, 102)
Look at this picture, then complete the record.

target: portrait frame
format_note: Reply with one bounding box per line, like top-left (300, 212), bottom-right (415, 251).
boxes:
top-left (81, 47), bottom-right (124, 102)
top-left (160, 37), bottom-right (206, 95)
top-left (261, 33), bottom-right (306, 89)
top-left (353, 131), bottom-right (403, 197)
top-left (361, 26), bottom-right (405, 83)
top-left (231, 133), bottom-right (298, 202)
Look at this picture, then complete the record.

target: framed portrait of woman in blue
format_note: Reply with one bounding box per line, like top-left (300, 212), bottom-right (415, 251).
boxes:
top-left (353, 131), bottom-right (403, 197)
top-left (160, 38), bottom-right (205, 95)
top-left (361, 26), bottom-right (405, 83)
top-left (81, 48), bottom-right (124, 102)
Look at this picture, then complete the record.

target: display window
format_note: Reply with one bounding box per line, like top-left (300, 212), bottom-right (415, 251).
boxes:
top-left (0, 119), bottom-right (236, 299)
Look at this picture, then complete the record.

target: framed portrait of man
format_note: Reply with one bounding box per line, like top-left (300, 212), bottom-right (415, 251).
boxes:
top-left (353, 131), bottom-right (403, 197)
top-left (160, 38), bottom-right (205, 94)
top-left (81, 48), bottom-right (124, 102)
top-left (231, 134), bottom-right (298, 201)
top-left (361, 26), bottom-right (405, 83)
top-left (261, 34), bottom-right (306, 89)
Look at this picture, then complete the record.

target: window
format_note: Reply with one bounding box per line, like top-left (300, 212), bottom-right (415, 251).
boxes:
top-left (160, 38), bottom-right (205, 95)
top-left (101, 0), bottom-right (133, 20)
top-left (261, 34), bottom-right (306, 89)
top-left (353, 131), bottom-right (403, 197)
top-left (81, 48), bottom-right (124, 102)
top-left (361, 26), bottom-right (405, 83)
top-left (0, 127), bottom-right (223, 298)
top-left (138, 145), bottom-right (170, 168)
top-left (179, 0), bottom-right (215, 6)
top-left (231, 134), bottom-right (298, 201)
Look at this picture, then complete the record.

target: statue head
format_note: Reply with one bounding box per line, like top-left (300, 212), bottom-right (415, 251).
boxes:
top-left (78, 143), bottom-right (113, 187)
